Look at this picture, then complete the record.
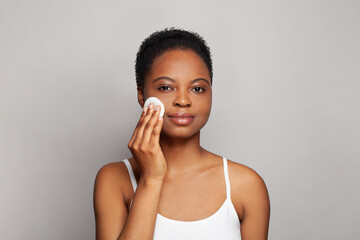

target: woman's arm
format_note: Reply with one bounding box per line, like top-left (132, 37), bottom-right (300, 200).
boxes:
top-left (94, 165), bottom-right (164, 240)
top-left (231, 163), bottom-right (270, 240)
top-left (94, 104), bottom-right (166, 240)
top-left (241, 174), bottom-right (270, 239)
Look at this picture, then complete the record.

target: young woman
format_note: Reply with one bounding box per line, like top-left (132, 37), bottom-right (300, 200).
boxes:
top-left (93, 28), bottom-right (270, 240)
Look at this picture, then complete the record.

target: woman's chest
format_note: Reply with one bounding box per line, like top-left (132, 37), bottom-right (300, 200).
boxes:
top-left (156, 171), bottom-right (228, 221)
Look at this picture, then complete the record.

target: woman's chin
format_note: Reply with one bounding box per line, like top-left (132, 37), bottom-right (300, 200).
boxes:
top-left (160, 128), bottom-right (200, 139)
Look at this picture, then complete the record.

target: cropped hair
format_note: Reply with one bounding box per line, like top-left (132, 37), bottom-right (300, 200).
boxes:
top-left (135, 28), bottom-right (213, 88)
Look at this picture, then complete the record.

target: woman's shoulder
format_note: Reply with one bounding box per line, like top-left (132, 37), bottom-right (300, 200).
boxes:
top-left (227, 159), bottom-right (268, 195)
top-left (205, 151), bottom-right (267, 191)
top-left (227, 159), bottom-right (265, 183)
top-left (226, 159), bottom-right (269, 218)
top-left (94, 159), bottom-right (135, 206)
top-left (95, 160), bottom-right (127, 184)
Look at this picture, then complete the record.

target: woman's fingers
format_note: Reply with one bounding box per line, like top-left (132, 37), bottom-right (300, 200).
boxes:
top-left (131, 103), bottom-right (156, 147)
top-left (127, 103), bottom-right (167, 180)
top-left (151, 114), bottom-right (163, 145)
top-left (128, 106), bottom-right (148, 148)
top-left (142, 105), bottom-right (162, 144)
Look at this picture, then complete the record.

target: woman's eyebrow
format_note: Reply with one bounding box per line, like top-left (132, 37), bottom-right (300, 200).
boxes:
top-left (152, 77), bottom-right (210, 86)
top-left (152, 76), bottom-right (175, 83)
top-left (190, 78), bottom-right (210, 86)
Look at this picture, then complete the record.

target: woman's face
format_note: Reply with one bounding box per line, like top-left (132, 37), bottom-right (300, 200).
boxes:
top-left (139, 49), bottom-right (212, 138)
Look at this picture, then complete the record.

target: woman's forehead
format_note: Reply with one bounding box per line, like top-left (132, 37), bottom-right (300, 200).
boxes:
top-left (146, 49), bottom-right (211, 81)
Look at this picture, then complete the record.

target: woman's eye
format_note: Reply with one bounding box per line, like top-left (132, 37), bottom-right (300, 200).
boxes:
top-left (193, 86), bottom-right (205, 93)
top-left (158, 86), bottom-right (172, 91)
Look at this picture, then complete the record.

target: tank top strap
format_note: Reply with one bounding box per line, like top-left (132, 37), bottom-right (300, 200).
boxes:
top-left (222, 157), bottom-right (231, 199)
top-left (123, 159), bottom-right (138, 193)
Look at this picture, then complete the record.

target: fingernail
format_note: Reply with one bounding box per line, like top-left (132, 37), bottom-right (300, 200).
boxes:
top-left (143, 106), bottom-right (148, 112)
top-left (156, 105), bottom-right (160, 112)
top-left (158, 116), bottom-right (163, 121)
top-left (149, 103), bottom-right (154, 109)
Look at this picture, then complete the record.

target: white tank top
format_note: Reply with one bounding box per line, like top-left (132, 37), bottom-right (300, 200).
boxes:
top-left (122, 157), bottom-right (241, 240)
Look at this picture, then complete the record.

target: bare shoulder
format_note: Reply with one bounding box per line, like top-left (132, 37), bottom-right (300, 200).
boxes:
top-left (94, 160), bottom-right (134, 210)
top-left (227, 160), bottom-right (268, 192)
top-left (94, 161), bottom-right (135, 238)
top-left (95, 161), bottom-right (127, 190)
top-left (227, 160), bottom-right (270, 220)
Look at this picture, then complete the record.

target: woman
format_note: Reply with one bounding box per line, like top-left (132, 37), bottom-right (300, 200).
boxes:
top-left (94, 28), bottom-right (270, 240)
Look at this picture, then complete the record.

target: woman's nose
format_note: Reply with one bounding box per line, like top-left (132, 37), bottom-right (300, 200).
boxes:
top-left (173, 90), bottom-right (191, 108)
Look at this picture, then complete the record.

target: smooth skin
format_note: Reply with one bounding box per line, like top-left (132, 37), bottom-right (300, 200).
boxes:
top-left (93, 49), bottom-right (270, 240)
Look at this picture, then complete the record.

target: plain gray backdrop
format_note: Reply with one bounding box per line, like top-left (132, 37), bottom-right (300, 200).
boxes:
top-left (1, 0), bottom-right (359, 239)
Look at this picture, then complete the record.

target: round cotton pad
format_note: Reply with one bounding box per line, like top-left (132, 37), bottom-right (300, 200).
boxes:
top-left (144, 97), bottom-right (165, 117)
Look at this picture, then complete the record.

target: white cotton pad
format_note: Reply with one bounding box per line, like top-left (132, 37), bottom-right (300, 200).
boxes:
top-left (144, 97), bottom-right (165, 117)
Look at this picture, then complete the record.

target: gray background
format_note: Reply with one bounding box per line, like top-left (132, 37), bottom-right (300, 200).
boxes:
top-left (1, 0), bottom-right (359, 239)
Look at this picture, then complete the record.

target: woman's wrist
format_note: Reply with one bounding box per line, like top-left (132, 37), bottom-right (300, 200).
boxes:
top-left (139, 176), bottom-right (165, 187)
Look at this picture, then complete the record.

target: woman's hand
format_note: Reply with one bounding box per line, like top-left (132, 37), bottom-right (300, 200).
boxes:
top-left (128, 103), bottom-right (167, 181)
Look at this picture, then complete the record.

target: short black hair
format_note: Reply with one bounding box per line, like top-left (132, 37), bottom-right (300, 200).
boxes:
top-left (135, 27), bottom-right (213, 88)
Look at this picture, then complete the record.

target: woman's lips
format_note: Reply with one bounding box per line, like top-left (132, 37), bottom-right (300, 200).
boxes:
top-left (167, 113), bottom-right (195, 126)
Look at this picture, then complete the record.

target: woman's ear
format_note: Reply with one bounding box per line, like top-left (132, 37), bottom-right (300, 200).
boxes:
top-left (137, 86), bottom-right (145, 108)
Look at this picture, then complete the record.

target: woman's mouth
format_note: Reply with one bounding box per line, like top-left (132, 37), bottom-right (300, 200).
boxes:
top-left (167, 113), bottom-right (195, 126)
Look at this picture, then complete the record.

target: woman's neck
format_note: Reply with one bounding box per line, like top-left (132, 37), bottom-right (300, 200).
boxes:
top-left (159, 132), bottom-right (206, 177)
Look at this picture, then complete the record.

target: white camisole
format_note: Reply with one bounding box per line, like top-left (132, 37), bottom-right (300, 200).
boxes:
top-left (122, 157), bottom-right (242, 240)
